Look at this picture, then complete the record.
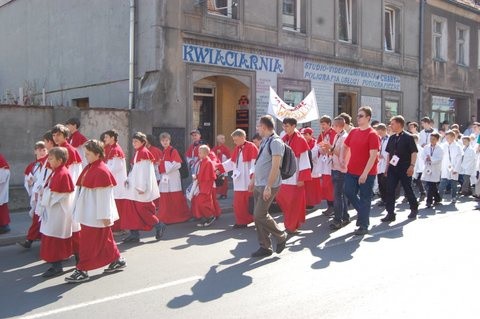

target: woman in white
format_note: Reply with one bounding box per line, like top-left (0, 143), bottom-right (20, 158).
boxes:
top-left (421, 132), bottom-right (444, 208)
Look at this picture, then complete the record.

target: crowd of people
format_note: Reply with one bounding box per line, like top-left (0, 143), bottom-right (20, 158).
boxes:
top-left (0, 108), bottom-right (479, 278)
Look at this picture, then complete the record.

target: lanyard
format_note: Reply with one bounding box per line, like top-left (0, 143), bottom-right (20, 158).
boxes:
top-left (331, 131), bottom-right (344, 153)
top-left (424, 129), bottom-right (432, 145)
top-left (430, 146), bottom-right (436, 157)
top-left (448, 145), bottom-right (452, 163)
top-left (44, 171), bottom-right (55, 188)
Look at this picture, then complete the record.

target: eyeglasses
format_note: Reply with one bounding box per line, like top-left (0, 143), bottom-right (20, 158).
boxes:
top-left (357, 114), bottom-right (365, 118)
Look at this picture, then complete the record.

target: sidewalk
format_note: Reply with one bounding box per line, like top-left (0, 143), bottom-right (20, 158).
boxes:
top-left (0, 190), bottom-right (235, 246)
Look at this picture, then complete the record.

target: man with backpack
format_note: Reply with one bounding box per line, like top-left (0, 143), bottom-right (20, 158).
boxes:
top-left (276, 118), bottom-right (312, 235)
top-left (248, 115), bottom-right (288, 258)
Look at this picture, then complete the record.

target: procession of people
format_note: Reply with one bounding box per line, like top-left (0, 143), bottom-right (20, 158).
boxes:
top-left (1, 110), bottom-right (480, 283)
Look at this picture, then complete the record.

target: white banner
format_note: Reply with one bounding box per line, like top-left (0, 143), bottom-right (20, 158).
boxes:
top-left (268, 87), bottom-right (319, 124)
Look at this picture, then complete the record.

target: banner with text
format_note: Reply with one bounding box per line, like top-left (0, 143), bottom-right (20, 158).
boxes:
top-left (268, 87), bottom-right (320, 124)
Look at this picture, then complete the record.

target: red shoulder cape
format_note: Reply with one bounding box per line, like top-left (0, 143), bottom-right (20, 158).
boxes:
top-left (158, 146), bottom-right (183, 173)
top-left (0, 154), bottom-right (9, 169)
top-left (59, 142), bottom-right (82, 167)
top-left (231, 141), bottom-right (258, 163)
top-left (131, 146), bottom-right (156, 164)
top-left (77, 159), bottom-right (117, 188)
top-left (49, 165), bottom-right (75, 193)
top-left (213, 144), bottom-right (231, 159)
top-left (105, 143), bottom-right (125, 161)
top-left (69, 131), bottom-right (88, 148)
top-left (283, 131), bottom-right (310, 157)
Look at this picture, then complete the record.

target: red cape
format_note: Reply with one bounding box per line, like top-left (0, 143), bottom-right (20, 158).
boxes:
top-left (105, 143), bottom-right (125, 161)
top-left (131, 146), bottom-right (155, 164)
top-left (231, 141), bottom-right (258, 163)
top-left (24, 156), bottom-right (47, 175)
top-left (197, 158), bottom-right (216, 194)
top-left (317, 127), bottom-right (337, 144)
top-left (77, 159), bottom-right (117, 188)
top-left (283, 131), bottom-right (310, 157)
top-left (147, 145), bottom-right (162, 163)
top-left (306, 139), bottom-right (316, 150)
top-left (0, 154), bottom-right (9, 169)
top-left (212, 144), bottom-right (231, 160)
top-left (158, 146), bottom-right (183, 173)
top-left (68, 131), bottom-right (88, 148)
top-left (59, 142), bottom-right (82, 167)
top-left (49, 164), bottom-right (75, 193)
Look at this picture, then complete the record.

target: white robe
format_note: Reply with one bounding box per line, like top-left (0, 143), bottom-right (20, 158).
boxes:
top-left (68, 162), bottom-right (83, 185)
top-left (106, 157), bottom-right (128, 199)
top-left (39, 188), bottom-right (79, 238)
top-left (0, 168), bottom-right (9, 206)
top-left (421, 144), bottom-right (444, 183)
top-left (377, 136), bottom-right (390, 174)
top-left (440, 142), bottom-right (463, 181)
top-left (414, 143), bottom-right (425, 175)
top-left (310, 145), bottom-right (322, 178)
top-left (460, 146), bottom-right (476, 177)
top-left (282, 150), bottom-right (311, 186)
top-left (73, 186), bottom-right (119, 228)
top-left (221, 153), bottom-right (255, 191)
top-left (159, 161), bottom-right (182, 193)
top-left (29, 161), bottom-right (52, 217)
top-left (419, 129), bottom-right (437, 147)
top-left (125, 159), bottom-right (160, 202)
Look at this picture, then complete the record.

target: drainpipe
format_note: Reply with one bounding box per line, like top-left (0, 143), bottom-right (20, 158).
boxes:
top-left (128, 0), bottom-right (135, 109)
top-left (418, 0), bottom-right (425, 120)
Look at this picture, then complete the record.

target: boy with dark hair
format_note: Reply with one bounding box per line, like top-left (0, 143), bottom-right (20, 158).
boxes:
top-left (51, 124), bottom-right (83, 184)
top-left (317, 115), bottom-right (336, 216)
top-left (66, 117), bottom-right (88, 167)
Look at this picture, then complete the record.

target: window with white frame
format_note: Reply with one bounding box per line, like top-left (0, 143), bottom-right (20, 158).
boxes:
top-left (456, 25), bottom-right (469, 66)
top-left (282, 0), bottom-right (302, 32)
top-left (432, 16), bottom-right (447, 61)
top-left (207, 0), bottom-right (239, 19)
top-left (384, 6), bottom-right (396, 52)
top-left (338, 0), bottom-right (353, 42)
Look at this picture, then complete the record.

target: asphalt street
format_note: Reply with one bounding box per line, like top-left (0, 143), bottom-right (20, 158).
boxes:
top-left (1, 196), bottom-right (479, 319)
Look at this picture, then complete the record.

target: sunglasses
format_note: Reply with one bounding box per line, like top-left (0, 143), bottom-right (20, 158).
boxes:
top-left (357, 114), bottom-right (365, 118)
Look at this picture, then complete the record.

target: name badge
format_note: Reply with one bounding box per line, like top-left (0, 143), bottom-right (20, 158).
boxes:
top-left (389, 155), bottom-right (400, 167)
top-left (232, 169), bottom-right (241, 180)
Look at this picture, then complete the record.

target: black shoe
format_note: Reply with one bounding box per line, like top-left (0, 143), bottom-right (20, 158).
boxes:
top-left (322, 207), bottom-right (334, 216)
top-left (353, 228), bottom-right (368, 236)
top-left (329, 221), bottom-right (343, 230)
top-left (276, 234), bottom-right (288, 254)
top-left (65, 269), bottom-right (89, 283)
top-left (425, 203), bottom-right (432, 209)
top-left (155, 224), bottom-right (166, 240)
top-left (286, 229), bottom-right (300, 235)
top-left (419, 193), bottom-right (426, 202)
top-left (122, 234), bottom-right (140, 243)
top-left (104, 258), bottom-right (127, 273)
top-left (42, 266), bottom-right (63, 278)
top-left (381, 214), bottom-right (396, 222)
top-left (434, 201), bottom-right (442, 206)
top-left (451, 198), bottom-right (457, 204)
top-left (203, 216), bottom-right (216, 227)
top-left (251, 247), bottom-right (273, 258)
top-left (408, 210), bottom-right (418, 219)
top-left (17, 240), bottom-right (32, 249)
top-left (196, 218), bottom-right (207, 227)
top-left (342, 219), bottom-right (351, 226)
top-left (377, 200), bottom-right (386, 207)
top-left (232, 224), bottom-right (248, 229)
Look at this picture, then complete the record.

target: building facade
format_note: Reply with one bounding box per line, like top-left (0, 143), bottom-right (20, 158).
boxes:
top-left (421, 0), bottom-right (480, 131)
top-left (0, 0), bottom-right (422, 150)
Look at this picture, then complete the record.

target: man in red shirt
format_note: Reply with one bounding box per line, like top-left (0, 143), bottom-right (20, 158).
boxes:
top-left (343, 106), bottom-right (380, 235)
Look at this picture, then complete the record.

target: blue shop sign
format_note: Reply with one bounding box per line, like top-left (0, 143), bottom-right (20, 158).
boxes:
top-left (183, 44), bottom-right (284, 74)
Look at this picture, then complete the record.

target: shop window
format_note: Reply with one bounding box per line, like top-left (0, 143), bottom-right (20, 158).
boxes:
top-left (338, 0), bottom-right (354, 43)
top-left (282, 0), bottom-right (306, 33)
top-left (431, 96), bottom-right (455, 129)
top-left (432, 16), bottom-right (447, 61)
top-left (456, 24), bottom-right (470, 66)
top-left (384, 100), bottom-right (399, 123)
top-left (384, 6), bottom-right (399, 52)
top-left (207, 0), bottom-right (239, 19)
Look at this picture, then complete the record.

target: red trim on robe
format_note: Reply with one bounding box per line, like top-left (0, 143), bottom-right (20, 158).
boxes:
top-left (305, 177), bottom-right (322, 206)
top-left (212, 144), bottom-right (231, 161)
top-left (276, 184), bottom-right (306, 232)
top-left (157, 191), bottom-right (191, 224)
top-left (76, 225), bottom-right (120, 271)
top-left (58, 142), bottom-right (82, 167)
top-left (48, 165), bottom-right (75, 193)
top-left (0, 154), bottom-right (9, 169)
top-left (0, 204), bottom-right (10, 226)
top-left (118, 200), bottom-right (159, 231)
top-left (68, 131), bottom-right (88, 148)
top-left (76, 159), bottom-right (116, 188)
top-left (105, 143), bottom-right (125, 161)
top-left (40, 235), bottom-right (73, 262)
top-left (233, 191), bottom-right (254, 225)
top-left (131, 146), bottom-right (156, 165)
top-left (230, 141), bottom-right (258, 163)
top-left (158, 146), bottom-right (183, 173)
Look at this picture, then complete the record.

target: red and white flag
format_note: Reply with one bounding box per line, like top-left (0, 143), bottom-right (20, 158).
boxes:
top-left (268, 87), bottom-right (319, 123)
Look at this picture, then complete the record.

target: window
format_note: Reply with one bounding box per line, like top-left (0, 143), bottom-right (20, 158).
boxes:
top-left (207, 0), bottom-right (239, 19)
top-left (456, 25), bottom-right (470, 66)
top-left (282, 0), bottom-right (304, 32)
top-left (338, 0), bottom-right (353, 42)
top-left (72, 97), bottom-right (89, 108)
top-left (384, 7), bottom-right (396, 52)
top-left (432, 16), bottom-right (447, 61)
top-left (384, 100), bottom-right (398, 123)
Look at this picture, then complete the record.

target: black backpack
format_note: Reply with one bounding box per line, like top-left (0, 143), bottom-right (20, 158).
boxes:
top-left (265, 137), bottom-right (297, 180)
top-left (169, 148), bottom-right (189, 179)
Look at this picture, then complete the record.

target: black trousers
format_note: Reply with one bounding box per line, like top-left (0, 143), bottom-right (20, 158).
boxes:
top-left (377, 173), bottom-right (387, 202)
top-left (426, 181), bottom-right (441, 205)
top-left (386, 164), bottom-right (418, 215)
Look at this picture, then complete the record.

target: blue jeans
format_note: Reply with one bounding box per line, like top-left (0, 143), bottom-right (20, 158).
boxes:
top-left (438, 178), bottom-right (458, 200)
top-left (332, 170), bottom-right (349, 222)
top-left (344, 173), bottom-right (375, 229)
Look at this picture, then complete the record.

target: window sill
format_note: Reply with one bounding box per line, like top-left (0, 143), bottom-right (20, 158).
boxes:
top-left (206, 13), bottom-right (240, 23)
top-left (282, 27), bottom-right (307, 36)
top-left (432, 58), bottom-right (447, 63)
top-left (456, 62), bottom-right (469, 68)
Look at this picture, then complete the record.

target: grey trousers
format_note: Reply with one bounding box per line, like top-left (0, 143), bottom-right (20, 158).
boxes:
top-left (253, 186), bottom-right (286, 250)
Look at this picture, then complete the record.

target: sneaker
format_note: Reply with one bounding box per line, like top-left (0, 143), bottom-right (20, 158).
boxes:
top-left (381, 214), bottom-right (396, 222)
top-left (203, 216), bottom-right (216, 227)
top-left (122, 234), bottom-right (140, 243)
top-left (251, 247), bottom-right (273, 258)
top-left (329, 221), bottom-right (343, 230)
top-left (17, 240), bottom-right (32, 249)
top-left (408, 210), bottom-right (418, 219)
top-left (276, 233), bottom-right (288, 254)
top-left (104, 258), bottom-right (127, 273)
top-left (65, 269), bottom-right (89, 283)
top-left (42, 266), bottom-right (63, 278)
top-left (353, 228), bottom-right (368, 236)
top-left (433, 201), bottom-right (442, 206)
top-left (155, 224), bottom-right (166, 240)
top-left (342, 219), bottom-right (351, 226)
top-left (196, 218), bottom-right (207, 227)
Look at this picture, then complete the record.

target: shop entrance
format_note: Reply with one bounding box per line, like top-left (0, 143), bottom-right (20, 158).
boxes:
top-left (192, 75), bottom-right (250, 149)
